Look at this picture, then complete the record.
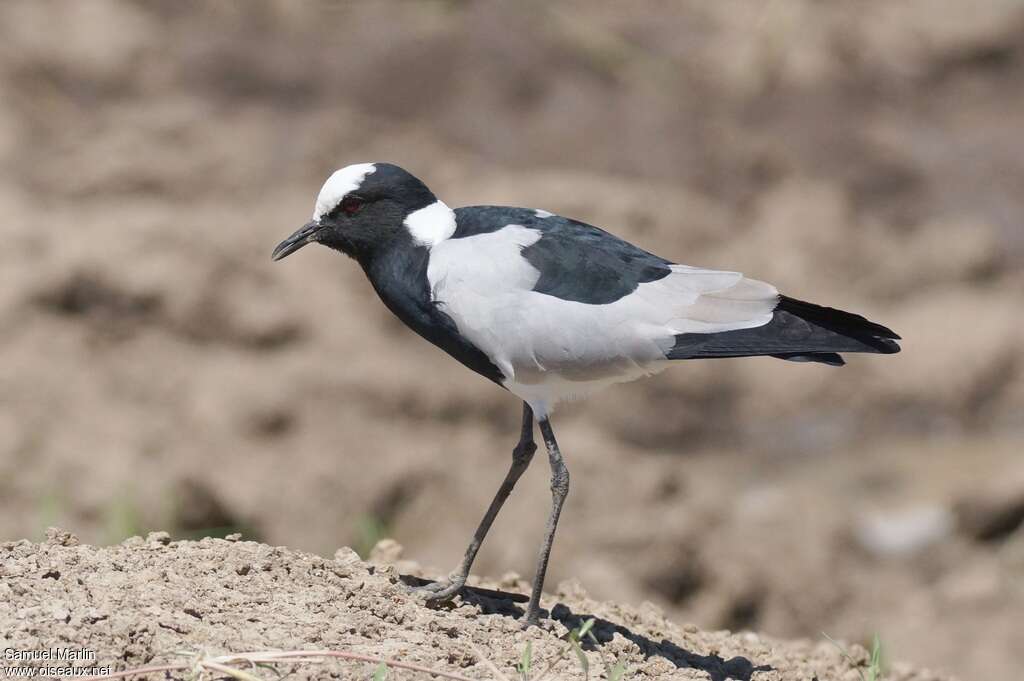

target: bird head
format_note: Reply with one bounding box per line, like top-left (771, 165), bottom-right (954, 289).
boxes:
top-left (272, 162), bottom-right (447, 264)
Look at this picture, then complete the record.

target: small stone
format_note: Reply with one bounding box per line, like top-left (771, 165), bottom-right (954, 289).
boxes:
top-left (146, 531), bottom-right (172, 546)
top-left (368, 538), bottom-right (403, 564)
top-left (334, 546), bottom-right (362, 567)
top-left (44, 527), bottom-right (80, 547)
top-left (225, 533), bottom-right (242, 542)
top-left (854, 505), bottom-right (954, 557)
top-left (641, 657), bottom-right (676, 676)
top-left (375, 563), bottom-right (399, 581)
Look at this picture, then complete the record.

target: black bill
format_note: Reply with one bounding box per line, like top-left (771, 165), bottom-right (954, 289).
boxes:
top-left (272, 221), bottom-right (322, 261)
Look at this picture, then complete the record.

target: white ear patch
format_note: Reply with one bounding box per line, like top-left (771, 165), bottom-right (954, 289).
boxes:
top-left (405, 200), bottom-right (456, 247)
top-left (313, 163), bottom-right (376, 220)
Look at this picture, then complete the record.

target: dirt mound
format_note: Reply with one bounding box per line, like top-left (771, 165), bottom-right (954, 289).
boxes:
top-left (1, 530), bottom-right (949, 681)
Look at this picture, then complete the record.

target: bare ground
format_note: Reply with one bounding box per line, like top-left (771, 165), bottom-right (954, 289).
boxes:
top-left (1, 529), bottom-right (951, 681)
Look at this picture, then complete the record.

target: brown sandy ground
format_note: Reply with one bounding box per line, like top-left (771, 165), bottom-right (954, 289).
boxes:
top-left (1, 529), bottom-right (951, 681)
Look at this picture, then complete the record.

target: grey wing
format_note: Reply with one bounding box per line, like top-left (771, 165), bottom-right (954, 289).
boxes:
top-left (516, 215), bottom-right (900, 364)
top-left (428, 215), bottom-right (781, 383)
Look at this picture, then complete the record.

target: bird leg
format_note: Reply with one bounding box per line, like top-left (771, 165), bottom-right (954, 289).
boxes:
top-left (522, 416), bottom-right (570, 627)
top-left (412, 402), bottom-right (537, 603)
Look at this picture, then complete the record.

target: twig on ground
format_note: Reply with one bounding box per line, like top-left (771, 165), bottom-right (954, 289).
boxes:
top-left (80, 649), bottom-right (479, 681)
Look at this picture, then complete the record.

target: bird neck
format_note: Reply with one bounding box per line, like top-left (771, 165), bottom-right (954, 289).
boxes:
top-left (361, 241), bottom-right (434, 321)
top-left (359, 238), bottom-right (506, 387)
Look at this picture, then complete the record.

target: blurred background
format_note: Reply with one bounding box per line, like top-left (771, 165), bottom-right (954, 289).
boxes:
top-left (1, 1), bottom-right (1022, 678)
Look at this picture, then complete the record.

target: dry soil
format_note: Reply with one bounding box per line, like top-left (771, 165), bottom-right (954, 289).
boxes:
top-left (1, 529), bottom-right (952, 681)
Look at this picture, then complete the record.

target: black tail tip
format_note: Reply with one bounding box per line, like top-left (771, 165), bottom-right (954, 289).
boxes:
top-left (877, 337), bottom-right (901, 354)
top-left (778, 295), bottom-right (902, 354)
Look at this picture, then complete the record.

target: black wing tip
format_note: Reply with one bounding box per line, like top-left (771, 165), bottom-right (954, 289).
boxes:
top-left (867, 322), bottom-right (901, 342)
top-left (777, 295), bottom-right (902, 349)
top-left (876, 337), bottom-right (902, 354)
top-left (666, 296), bottom-right (902, 362)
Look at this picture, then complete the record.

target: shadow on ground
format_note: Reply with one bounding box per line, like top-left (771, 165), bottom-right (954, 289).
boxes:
top-left (404, 575), bottom-right (772, 681)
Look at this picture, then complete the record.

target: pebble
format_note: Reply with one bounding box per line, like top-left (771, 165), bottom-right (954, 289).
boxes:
top-left (854, 505), bottom-right (954, 556)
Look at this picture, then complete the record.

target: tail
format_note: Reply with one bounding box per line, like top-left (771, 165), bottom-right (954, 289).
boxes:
top-left (666, 295), bottom-right (901, 366)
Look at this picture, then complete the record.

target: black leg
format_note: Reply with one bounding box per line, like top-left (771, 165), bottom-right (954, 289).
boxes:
top-left (523, 416), bottom-right (569, 626)
top-left (414, 402), bottom-right (537, 602)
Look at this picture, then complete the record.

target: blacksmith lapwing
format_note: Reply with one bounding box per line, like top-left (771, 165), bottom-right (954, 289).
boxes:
top-left (272, 162), bottom-right (901, 626)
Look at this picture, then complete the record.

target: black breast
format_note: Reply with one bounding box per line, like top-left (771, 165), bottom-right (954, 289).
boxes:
top-left (363, 243), bottom-right (505, 385)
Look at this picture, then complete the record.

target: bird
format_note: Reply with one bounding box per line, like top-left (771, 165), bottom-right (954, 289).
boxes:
top-left (272, 162), bottom-right (901, 626)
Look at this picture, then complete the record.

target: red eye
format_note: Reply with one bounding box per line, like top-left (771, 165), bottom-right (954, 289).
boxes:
top-left (340, 196), bottom-right (363, 215)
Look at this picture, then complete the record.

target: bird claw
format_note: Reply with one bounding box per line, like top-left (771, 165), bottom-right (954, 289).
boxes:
top-left (407, 577), bottom-right (466, 603)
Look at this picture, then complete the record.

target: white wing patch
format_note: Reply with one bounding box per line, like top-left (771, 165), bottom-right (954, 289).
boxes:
top-left (313, 163), bottom-right (376, 220)
top-left (427, 226), bottom-right (778, 416)
top-left (656, 265), bottom-right (776, 333)
top-left (405, 200), bottom-right (457, 247)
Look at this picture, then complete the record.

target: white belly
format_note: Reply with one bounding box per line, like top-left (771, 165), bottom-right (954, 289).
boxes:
top-left (502, 357), bottom-right (669, 417)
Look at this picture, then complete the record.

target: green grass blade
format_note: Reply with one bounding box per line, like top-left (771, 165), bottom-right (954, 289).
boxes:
top-left (868, 633), bottom-right (883, 681)
top-left (571, 641), bottom-right (589, 681)
top-left (517, 641), bottom-right (532, 681)
top-left (574, 618), bottom-right (596, 642)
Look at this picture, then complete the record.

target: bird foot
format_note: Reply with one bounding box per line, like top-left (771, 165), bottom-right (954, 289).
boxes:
top-left (520, 614), bottom-right (540, 630)
top-left (518, 599), bottom-right (551, 629)
top-left (407, 576), bottom-right (466, 603)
